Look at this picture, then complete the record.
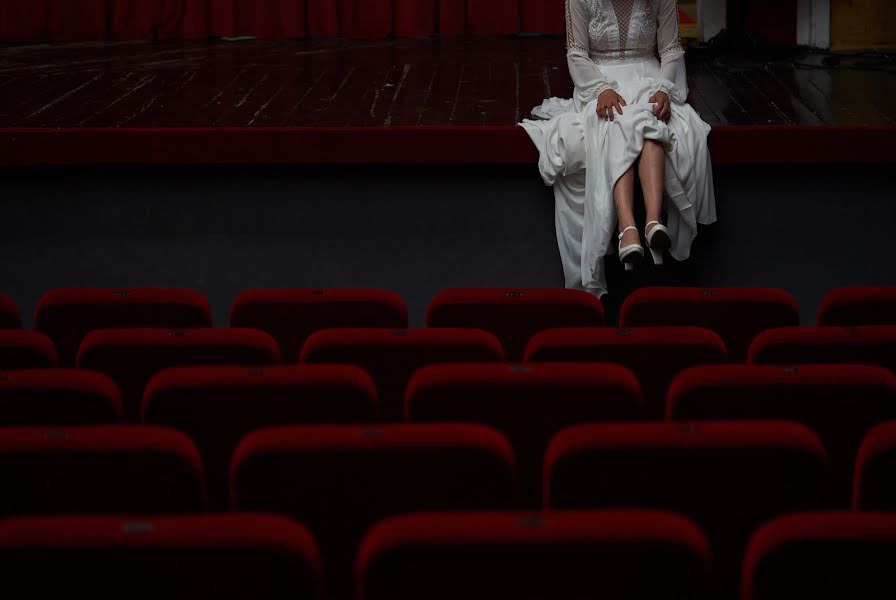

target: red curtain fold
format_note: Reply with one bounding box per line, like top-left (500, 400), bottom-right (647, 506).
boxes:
top-left (392, 0), bottom-right (432, 37)
top-left (47, 0), bottom-right (107, 41)
top-left (521, 0), bottom-right (564, 34)
top-left (0, 0), bottom-right (49, 42)
top-left (439, 0), bottom-right (467, 36)
top-left (351, 0), bottom-right (392, 38)
top-left (0, 0), bottom-right (566, 42)
top-left (111, 0), bottom-right (209, 41)
top-left (467, 0), bottom-right (519, 35)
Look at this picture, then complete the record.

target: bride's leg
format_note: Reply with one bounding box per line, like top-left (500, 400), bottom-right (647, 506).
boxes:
top-left (639, 140), bottom-right (666, 233)
top-left (614, 165), bottom-right (639, 246)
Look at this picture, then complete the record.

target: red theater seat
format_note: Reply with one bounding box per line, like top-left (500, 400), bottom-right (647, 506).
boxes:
top-left (78, 328), bottom-right (279, 422)
top-left (620, 287), bottom-right (799, 362)
top-left (0, 369), bottom-right (122, 425)
top-left (0, 330), bottom-right (58, 370)
top-left (406, 362), bottom-right (641, 504)
top-left (748, 325), bottom-right (896, 372)
top-left (301, 328), bottom-right (503, 420)
top-left (668, 364), bottom-right (896, 504)
top-left (854, 421), bottom-right (896, 510)
top-left (742, 513), bottom-right (896, 600)
top-left (35, 288), bottom-right (212, 367)
top-left (0, 293), bottom-right (20, 329)
top-left (0, 514), bottom-right (321, 600)
top-left (233, 424), bottom-right (515, 598)
top-left (545, 421), bottom-right (828, 595)
top-left (230, 288), bottom-right (408, 363)
top-left (143, 364), bottom-right (378, 508)
top-left (358, 510), bottom-right (711, 600)
top-left (426, 288), bottom-right (605, 361)
top-left (818, 286), bottom-right (896, 326)
top-left (0, 426), bottom-right (205, 516)
top-left (525, 327), bottom-right (727, 419)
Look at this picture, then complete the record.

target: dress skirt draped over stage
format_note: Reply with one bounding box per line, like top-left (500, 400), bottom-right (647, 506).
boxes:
top-left (519, 0), bottom-right (717, 298)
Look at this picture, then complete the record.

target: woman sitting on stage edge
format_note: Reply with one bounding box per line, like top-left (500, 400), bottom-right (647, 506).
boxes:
top-left (520, 0), bottom-right (717, 298)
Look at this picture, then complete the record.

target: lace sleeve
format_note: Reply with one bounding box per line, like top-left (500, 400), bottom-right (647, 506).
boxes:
top-left (566, 0), bottom-right (617, 104)
top-left (652, 0), bottom-right (688, 102)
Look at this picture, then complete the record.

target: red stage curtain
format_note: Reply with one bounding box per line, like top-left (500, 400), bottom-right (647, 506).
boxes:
top-left (0, 0), bottom-right (565, 42)
top-left (111, 0), bottom-right (208, 41)
top-left (522, 0), bottom-right (565, 34)
top-left (0, 0), bottom-right (106, 42)
top-left (210, 1), bottom-right (352, 39)
top-left (467, 0), bottom-right (519, 34)
top-left (439, 0), bottom-right (467, 36)
top-left (392, 0), bottom-right (429, 37)
top-left (352, 0), bottom-right (392, 38)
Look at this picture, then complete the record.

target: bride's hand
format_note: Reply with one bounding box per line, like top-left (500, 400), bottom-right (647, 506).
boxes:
top-left (649, 91), bottom-right (671, 122)
top-left (597, 89), bottom-right (626, 121)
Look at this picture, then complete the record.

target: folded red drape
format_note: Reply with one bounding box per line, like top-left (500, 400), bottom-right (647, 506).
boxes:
top-left (522, 0), bottom-right (564, 34)
top-left (0, 0), bottom-right (564, 42)
top-left (110, 0), bottom-right (208, 41)
top-left (0, 0), bottom-right (107, 42)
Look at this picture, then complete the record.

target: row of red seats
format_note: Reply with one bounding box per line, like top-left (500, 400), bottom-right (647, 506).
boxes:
top-left (2, 286), bottom-right (894, 364)
top-left (0, 510), bottom-right (892, 599)
top-left (2, 363), bottom-right (894, 506)
top-left (0, 422), bottom-right (895, 596)
top-left (3, 323), bottom-right (896, 422)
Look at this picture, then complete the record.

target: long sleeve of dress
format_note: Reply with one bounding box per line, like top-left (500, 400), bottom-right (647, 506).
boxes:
top-left (566, 0), bottom-right (617, 105)
top-left (653, 0), bottom-right (688, 102)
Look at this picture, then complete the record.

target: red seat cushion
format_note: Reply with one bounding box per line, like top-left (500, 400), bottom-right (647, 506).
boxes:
top-left (545, 421), bottom-right (828, 595)
top-left (301, 328), bottom-right (503, 420)
top-left (359, 510), bottom-right (711, 600)
top-left (407, 362), bottom-right (641, 505)
top-left (668, 364), bottom-right (896, 503)
top-left (231, 288), bottom-right (408, 363)
top-left (0, 514), bottom-right (320, 600)
top-left (854, 421), bottom-right (896, 510)
top-left (36, 288), bottom-right (212, 367)
top-left (0, 330), bottom-right (57, 370)
top-left (748, 325), bottom-right (896, 373)
top-left (233, 423), bottom-right (515, 598)
top-left (0, 369), bottom-right (122, 425)
top-left (620, 287), bottom-right (799, 362)
top-left (143, 364), bottom-right (377, 508)
top-left (526, 327), bottom-right (727, 419)
top-left (742, 513), bottom-right (896, 600)
top-left (0, 293), bottom-right (20, 329)
top-left (818, 286), bottom-right (896, 326)
top-left (427, 288), bottom-right (605, 361)
top-left (0, 425), bottom-right (205, 516)
top-left (78, 328), bottom-right (279, 422)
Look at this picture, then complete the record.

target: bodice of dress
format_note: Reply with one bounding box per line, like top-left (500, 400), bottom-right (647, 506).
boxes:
top-left (565, 0), bottom-right (688, 103)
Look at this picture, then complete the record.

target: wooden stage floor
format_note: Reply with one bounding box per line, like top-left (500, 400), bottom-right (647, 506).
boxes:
top-left (1, 37), bottom-right (893, 165)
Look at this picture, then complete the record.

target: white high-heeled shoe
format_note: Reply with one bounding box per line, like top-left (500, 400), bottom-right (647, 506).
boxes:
top-left (618, 225), bottom-right (644, 272)
top-left (645, 220), bottom-right (672, 265)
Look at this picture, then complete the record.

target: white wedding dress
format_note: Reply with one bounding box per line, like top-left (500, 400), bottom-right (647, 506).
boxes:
top-left (520, 0), bottom-right (717, 298)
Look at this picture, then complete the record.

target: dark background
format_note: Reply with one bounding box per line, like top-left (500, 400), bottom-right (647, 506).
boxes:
top-left (2, 162), bottom-right (892, 328)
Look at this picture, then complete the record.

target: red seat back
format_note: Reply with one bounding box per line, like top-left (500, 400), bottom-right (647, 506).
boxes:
top-left (36, 288), bottom-right (212, 367)
top-left (0, 369), bottom-right (122, 425)
top-left (427, 288), bottom-right (605, 361)
top-left (0, 426), bottom-right (205, 516)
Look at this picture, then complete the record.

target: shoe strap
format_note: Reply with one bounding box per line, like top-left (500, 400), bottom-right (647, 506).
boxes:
top-left (618, 225), bottom-right (638, 240)
top-left (646, 221), bottom-right (662, 227)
